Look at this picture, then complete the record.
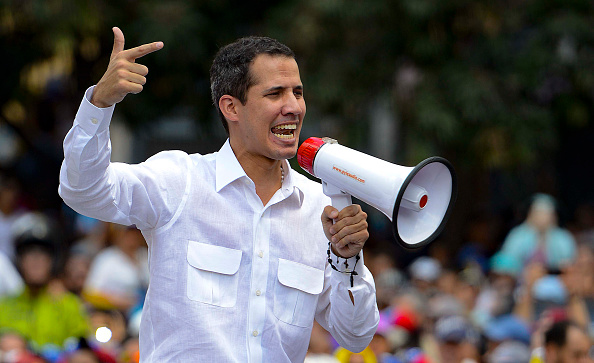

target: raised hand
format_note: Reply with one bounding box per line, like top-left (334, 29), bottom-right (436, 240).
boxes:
top-left (90, 27), bottom-right (164, 108)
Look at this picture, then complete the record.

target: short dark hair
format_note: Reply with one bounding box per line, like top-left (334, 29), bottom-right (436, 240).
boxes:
top-left (210, 36), bottom-right (295, 134)
top-left (545, 320), bottom-right (584, 347)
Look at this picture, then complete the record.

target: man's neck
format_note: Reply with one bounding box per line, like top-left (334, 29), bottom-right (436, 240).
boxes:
top-left (230, 146), bottom-right (283, 206)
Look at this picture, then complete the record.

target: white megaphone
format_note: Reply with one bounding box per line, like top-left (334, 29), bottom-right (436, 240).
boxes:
top-left (297, 137), bottom-right (457, 249)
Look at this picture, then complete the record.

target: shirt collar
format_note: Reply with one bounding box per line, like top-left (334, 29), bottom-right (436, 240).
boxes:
top-left (281, 161), bottom-right (304, 206)
top-left (215, 139), bottom-right (247, 192)
top-left (215, 139), bottom-right (304, 206)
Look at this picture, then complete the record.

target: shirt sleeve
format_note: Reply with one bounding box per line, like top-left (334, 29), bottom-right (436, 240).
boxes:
top-left (314, 249), bottom-right (379, 353)
top-left (58, 86), bottom-right (190, 230)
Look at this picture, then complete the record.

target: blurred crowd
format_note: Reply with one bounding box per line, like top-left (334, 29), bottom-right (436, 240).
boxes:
top-left (0, 172), bottom-right (146, 363)
top-left (1, 168), bottom-right (593, 362)
top-left (305, 194), bottom-right (594, 363)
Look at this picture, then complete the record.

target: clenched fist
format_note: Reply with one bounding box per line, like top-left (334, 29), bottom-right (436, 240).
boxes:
top-left (91, 27), bottom-right (164, 108)
top-left (321, 204), bottom-right (369, 258)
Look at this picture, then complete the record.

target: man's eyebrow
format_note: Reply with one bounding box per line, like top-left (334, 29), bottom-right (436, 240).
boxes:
top-left (263, 85), bottom-right (303, 93)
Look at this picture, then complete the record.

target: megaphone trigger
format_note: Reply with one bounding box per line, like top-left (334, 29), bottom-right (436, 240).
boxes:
top-left (322, 181), bottom-right (353, 212)
top-left (297, 137), bottom-right (457, 250)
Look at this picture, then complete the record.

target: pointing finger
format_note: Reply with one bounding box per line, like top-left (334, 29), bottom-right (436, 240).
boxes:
top-left (122, 41), bottom-right (164, 61)
top-left (111, 27), bottom-right (125, 59)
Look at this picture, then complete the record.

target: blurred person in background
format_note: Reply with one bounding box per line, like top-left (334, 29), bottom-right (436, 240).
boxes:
top-left (83, 224), bottom-right (148, 313)
top-left (472, 252), bottom-right (522, 328)
top-left (0, 173), bottom-right (25, 260)
top-left (0, 250), bottom-right (23, 297)
top-left (369, 251), bottom-right (404, 311)
top-left (69, 215), bottom-right (109, 259)
top-left (533, 320), bottom-right (593, 363)
top-left (562, 243), bottom-right (594, 331)
top-left (85, 308), bottom-right (127, 360)
top-left (62, 250), bottom-right (92, 297)
top-left (304, 321), bottom-right (340, 363)
top-left (57, 337), bottom-right (117, 363)
top-left (487, 340), bottom-right (531, 363)
top-left (58, 28), bottom-right (378, 362)
top-left (408, 256), bottom-right (441, 298)
top-left (118, 336), bottom-right (140, 363)
top-left (433, 315), bottom-right (480, 363)
top-left (0, 332), bottom-right (44, 363)
top-left (453, 266), bottom-right (483, 319)
top-left (500, 193), bottom-right (576, 272)
top-left (0, 213), bottom-right (89, 357)
top-left (483, 313), bottom-right (531, 356)
top-left (514, 261), bottom-right (591, 328)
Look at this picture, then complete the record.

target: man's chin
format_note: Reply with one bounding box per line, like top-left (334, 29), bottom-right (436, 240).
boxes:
top-left (279, 147), bottom-right (298, 160)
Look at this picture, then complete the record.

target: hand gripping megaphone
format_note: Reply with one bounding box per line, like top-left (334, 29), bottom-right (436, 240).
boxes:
top-left (297, 137), bottom-right (457, 249)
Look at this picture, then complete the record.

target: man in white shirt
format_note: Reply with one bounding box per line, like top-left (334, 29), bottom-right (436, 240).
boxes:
top-left (59, 27), bottom-right (379, 362)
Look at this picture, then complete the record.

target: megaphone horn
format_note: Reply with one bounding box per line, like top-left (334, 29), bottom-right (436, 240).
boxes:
top-left (297, 137), bottom-right (457, 249)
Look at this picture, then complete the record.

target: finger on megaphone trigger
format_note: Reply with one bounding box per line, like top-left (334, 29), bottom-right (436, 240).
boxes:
top-left (123, 41), bottom-right (164, 61)
top-left (324, 206), bottom-right (339, 220)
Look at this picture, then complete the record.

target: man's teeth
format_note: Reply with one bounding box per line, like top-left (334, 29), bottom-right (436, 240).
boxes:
top-left (272, 124), bottom-right (297, 139)
top-left (274, 124), bottom-right (297, 130)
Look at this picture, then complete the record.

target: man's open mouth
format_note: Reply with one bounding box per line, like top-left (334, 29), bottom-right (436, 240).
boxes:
top-left (271, 124), bottom-right (297, 139)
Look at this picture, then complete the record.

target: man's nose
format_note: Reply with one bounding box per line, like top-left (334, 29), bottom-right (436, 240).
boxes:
top-left (282, 93), bottom-right (303, 115)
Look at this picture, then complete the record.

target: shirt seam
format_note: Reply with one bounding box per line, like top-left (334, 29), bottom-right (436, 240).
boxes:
top-left (153, 153), bottom-right (193, 233)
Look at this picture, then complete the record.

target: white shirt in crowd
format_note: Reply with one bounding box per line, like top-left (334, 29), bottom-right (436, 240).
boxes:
top-left (59, 87), bottom-right (379, 363)
top-left (84, 245), bottom-right (149, 303)
top-left (0, 251), bottom-right (23, 297)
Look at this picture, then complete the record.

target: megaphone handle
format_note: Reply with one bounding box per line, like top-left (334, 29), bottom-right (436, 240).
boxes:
top-left (322, 181), bottom-right (353, 213)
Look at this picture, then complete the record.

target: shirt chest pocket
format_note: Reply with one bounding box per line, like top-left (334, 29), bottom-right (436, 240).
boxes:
top-left (273, 258), bottom-right (324, 328)
top-left (186, 240), bottom-right (242, 308)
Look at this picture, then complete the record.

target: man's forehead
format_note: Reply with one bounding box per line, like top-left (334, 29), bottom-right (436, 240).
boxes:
top-left (249, 54), bottom-right (301, 87)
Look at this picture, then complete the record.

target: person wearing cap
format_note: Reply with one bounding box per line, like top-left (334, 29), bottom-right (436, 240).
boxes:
top-left (434, 315), bottom-right (480, 363)
top-left (408, 257), bottom-right (442, 297)
top-left (58, 28), bottom-right (379, 362)
top-left (0, 213), bottom-right (89, 353)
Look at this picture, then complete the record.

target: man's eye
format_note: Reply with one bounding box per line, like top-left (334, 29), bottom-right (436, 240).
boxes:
top-left (294, 91), bottom-right (303, 98)
top-left (267, 92), bottom-right (280, 97)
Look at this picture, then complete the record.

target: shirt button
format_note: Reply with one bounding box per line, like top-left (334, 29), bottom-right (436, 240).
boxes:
top-left (258, 251), bottom-right (263, 258)
top-left (255, 290), bottom-right (261, 296)
top-left (252, 330), bottom-right (258, 337)
top-left (91, 117), bottom-right (99, 124)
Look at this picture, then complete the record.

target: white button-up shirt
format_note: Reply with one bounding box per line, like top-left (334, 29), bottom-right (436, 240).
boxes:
top-left (59, 87), bottom-right (379, 363)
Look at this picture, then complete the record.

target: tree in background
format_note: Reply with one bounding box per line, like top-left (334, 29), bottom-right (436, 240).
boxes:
top-left (1, 0), bottom-right (593, 249)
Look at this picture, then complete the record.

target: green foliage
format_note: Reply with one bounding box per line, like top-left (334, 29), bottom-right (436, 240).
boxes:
top-left (1, 0), bottom-right (593, 171)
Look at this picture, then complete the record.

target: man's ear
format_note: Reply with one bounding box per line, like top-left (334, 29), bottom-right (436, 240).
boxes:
top-left (219, 95), bottom-right (240, 123)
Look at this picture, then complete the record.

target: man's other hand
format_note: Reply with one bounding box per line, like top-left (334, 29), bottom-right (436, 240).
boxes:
top-left (321, 205), bottom-right (369, 259)
top-left (91, 27), bottom-right (164, 108)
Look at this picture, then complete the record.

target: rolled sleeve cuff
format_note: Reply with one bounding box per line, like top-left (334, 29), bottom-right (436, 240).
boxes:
top-left (75, 86), bottom-right (115, 135)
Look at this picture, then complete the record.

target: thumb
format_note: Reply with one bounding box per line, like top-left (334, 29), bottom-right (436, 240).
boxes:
top-left (111, 27), bottom-right (125, 58)
top-left (321, 206), bottom-right (339, 229)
